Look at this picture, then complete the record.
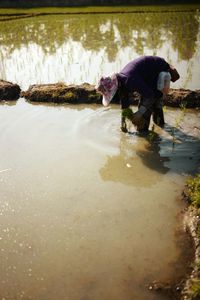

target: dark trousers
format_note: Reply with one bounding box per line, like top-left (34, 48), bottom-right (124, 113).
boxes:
top-left (138, 97), bottom-right (165, 132)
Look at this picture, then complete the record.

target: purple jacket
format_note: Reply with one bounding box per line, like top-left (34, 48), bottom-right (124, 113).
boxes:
top-left (116, 56), bottom-right (170, 108)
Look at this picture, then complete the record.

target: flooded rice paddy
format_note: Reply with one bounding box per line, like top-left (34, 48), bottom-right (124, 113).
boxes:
top-left (0, 6), bottom-right (200, 300)
top-left (0, 6), bottom-right (200, 90)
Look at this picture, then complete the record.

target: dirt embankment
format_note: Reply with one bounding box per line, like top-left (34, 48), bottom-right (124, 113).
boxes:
top-left (0, 80), bottom-right (200, 108)
top-left (0, 0), bottom-right (199, 8)
top-left (181, 176), bottom-right (200, 300)
top-left (21, 83), bottom-right (102, 104)
top-left (20, 83), bottom-right (200, 108)
top-left (182, 208), bottom-right (200, 300)
top-left (0, 80), bottom-right (21, 101)
top-left (142, 175), bottom-right (200, 300)
top-left (150, 175), bottom-right (200, 300)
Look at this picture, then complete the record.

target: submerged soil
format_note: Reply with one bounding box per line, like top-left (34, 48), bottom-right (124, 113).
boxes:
top-left (2, 83), bottom-right (200, 300)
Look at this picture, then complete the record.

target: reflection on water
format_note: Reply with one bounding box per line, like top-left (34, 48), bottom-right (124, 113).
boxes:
top-left (0, 6), bottom-right (200, 300)
top-left (0, 100), bottom-right (199, 300)
top-left (100, 118), bottom-right (200, 187)
top-left (0, 7), bottom-right (200, 89)
top-left (100, 134), bottom-right (170, 187)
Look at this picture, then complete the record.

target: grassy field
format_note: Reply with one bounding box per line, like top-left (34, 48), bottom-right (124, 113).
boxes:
top-left (0, 4), bottom-right (200, 15)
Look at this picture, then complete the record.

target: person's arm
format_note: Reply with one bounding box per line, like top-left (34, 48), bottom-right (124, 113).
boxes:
top-left (157, 72), bottom-right (171, 95)
top-left (119, 89), bottom-right (130, 132)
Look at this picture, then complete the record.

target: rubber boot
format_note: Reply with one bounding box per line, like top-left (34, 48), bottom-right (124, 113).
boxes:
top-left (137, 110), bottom-right (151, 133)
top-left (153, 108), bottom-right (165, 127)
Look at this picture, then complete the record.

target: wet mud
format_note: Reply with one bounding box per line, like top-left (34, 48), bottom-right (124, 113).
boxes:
top-left (151, 178), bottom-right (200, 300)
top-left (0, 80), bottom-right (21, 101)
top-left (0, 80), bottom-right (200, 108)
top-left (181, 188), bottom-right (200, 300)
top-left (148, 225), bottom-right (195, 300)
top-left (21, 83), bottom-right (102, 104)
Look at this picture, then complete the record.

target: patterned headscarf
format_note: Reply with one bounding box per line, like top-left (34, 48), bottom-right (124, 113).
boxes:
top-left (97, 74), bottom-right (118, 106)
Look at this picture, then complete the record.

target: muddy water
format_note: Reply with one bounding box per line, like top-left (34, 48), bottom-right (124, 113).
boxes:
top-left (0, 99), bottom-right (200, 300)
top-left (1, 6), bottom-right (200, 300)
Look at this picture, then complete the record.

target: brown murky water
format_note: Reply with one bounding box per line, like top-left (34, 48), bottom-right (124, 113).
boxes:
top-left (0, 6), bottom-right (200, 300)
top-left (0, 99), bottom-right (200, 300)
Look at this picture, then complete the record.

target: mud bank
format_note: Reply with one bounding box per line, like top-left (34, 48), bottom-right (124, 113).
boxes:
top-left (147, 175), bottom-right (200, 300)
top-left (21, 83), bottom-right (102, 104)
top-left (183, 207), bottom-right (200, 300)
top-left (22, 83), bottom-right (200, 108)
top-left (1, 80), bottom-right (200, 108)
top-left (182, 175), bottom-right (200, 300)
top-left (0, 80), bottom-right (21, 101)
top-left (0, 0), bottom-right (199, 8)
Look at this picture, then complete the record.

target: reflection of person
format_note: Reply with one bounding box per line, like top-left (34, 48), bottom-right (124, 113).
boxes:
top-left (99, 122), bottom-right (200, 187)
top-left (99, 133), bottom-right (169, 188)
top-left (97, 56), bottom-right (180, 132)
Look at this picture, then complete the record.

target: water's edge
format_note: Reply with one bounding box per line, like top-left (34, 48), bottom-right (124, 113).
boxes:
top-left (1, 80), bottom-right (200, 108)
top-left (182, 186), bottom-right (200, 300)
top-left (0, 1), bottom-right (199, 9)
top-left (152, 179), bottom-right (200, 300)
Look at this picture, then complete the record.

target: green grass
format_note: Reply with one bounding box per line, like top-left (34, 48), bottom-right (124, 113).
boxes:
top-left (188, 279), bottom-right (200, 300)
top-left (0, 4), bottom-right (199, 15)
top-left (186, 174), bottom-right (200, 208)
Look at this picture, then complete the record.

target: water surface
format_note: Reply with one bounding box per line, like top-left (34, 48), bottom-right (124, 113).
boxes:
top-left (0, 6), bottom-right (200, 300)
top-left (0, 6), bottom-right (200, 89)
top-left (0, 99), bottom-right (200, 300)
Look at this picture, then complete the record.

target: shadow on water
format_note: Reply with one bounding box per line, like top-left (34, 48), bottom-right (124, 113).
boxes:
top-left (159, 123), bottom-right (200, 174)
top-left (99, 122), bottom-right (199, 299)
top-left (100, 123), bottom-right (200, 187)
top-left (138, 123), bottom-right (200, 175)
top-left (0, 101), bottom-right (199, 300)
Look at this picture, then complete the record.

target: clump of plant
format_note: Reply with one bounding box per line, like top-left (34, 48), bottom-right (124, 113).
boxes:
top-left (148, 124), bottom-right (157, 142)
top-left (186, 174), bottom-right (200, 208)
top-left (122, 107), bottom-right (134, 120)
top-left (175, 102), bottom-right (187, 128)
top-left (187, 278), bottom-right (200, 300)
top-left (64, 91), bottom-right (76, 99)
top-left (121, 108), bottom-right (134, 132)
top-left (171, 102), bottom-right (187, 146)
